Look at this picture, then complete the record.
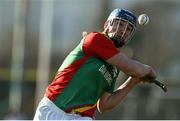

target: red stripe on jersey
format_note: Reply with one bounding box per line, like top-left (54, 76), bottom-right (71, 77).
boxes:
top-left (45, 56), bottom-right (89, 101)
top-left (80, 106), bottom-right (97, 118)
top-left (83, 32), bottom-right (119, 60)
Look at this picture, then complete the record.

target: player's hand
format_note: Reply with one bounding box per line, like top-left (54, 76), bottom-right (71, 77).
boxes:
top-left (140, 67), bottom-right (157, 83)
top-left (140, 76), bottom-right (154, 83)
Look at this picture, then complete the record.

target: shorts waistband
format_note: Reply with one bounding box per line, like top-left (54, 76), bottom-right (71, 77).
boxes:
top-left (40, 97), bottom-right (66, 114)
top-left (41, 97), bottom-right (93, 118)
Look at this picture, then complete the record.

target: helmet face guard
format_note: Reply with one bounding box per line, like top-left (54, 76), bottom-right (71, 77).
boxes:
top-left (106, 9), bottom-right (137, 47)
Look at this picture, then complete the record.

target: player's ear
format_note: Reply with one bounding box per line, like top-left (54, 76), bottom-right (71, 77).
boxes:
top-left (103, 21), bottom-right (110, 33)
top-left (104, 21), bottom-right (108, 29)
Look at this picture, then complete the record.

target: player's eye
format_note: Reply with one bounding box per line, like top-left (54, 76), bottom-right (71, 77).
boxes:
top-left (127, 25), bottom-right (132, 32)
top-left (113, 19), bottom-right (119, 25)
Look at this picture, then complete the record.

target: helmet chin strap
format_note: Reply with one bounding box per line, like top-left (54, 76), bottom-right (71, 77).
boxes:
top-left (108, 32), bottom-right (125, 48)
top-left (110, 37), bottom-right (125, 48)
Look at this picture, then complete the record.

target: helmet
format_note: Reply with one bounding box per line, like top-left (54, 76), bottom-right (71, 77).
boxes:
top-left (106, 8), bottom-right (137, 47)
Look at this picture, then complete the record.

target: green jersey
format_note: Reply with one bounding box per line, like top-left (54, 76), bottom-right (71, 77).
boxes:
top-left (45, 32), bottom-right (120, 117)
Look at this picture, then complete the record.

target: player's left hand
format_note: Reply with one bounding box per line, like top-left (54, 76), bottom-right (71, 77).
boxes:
top-left (140, 75), bottom-right (155, 83)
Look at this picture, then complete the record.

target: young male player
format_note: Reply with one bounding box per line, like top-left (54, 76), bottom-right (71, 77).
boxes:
top-left (33, 8), bottom-right (156, 120)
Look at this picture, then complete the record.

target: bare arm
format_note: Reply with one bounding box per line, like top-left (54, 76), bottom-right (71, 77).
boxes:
top-left (97, 51), bottom-right (156, 113)
top-left (97, 77), bottom-right (140, 113)
top-left (106, 52), bottom-right (156, 78)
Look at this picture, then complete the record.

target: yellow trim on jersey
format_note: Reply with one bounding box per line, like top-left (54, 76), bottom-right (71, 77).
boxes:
top-left (70, 104), bottom-right (97, 114)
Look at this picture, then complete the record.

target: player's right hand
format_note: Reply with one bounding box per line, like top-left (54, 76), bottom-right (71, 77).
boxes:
top-left (140, 66), bottom-right (157, 83)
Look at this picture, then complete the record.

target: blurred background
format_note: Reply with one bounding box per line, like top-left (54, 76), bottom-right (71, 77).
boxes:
top-left (0, 0), bottom-right (180, 120)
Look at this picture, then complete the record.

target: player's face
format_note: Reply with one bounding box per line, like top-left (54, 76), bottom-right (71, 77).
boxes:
top-left (108, 19), bottom-right (133, 44)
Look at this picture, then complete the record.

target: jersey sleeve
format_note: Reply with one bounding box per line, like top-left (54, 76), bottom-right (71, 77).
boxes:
top-left (82, 32), bottom-right (119, 60)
